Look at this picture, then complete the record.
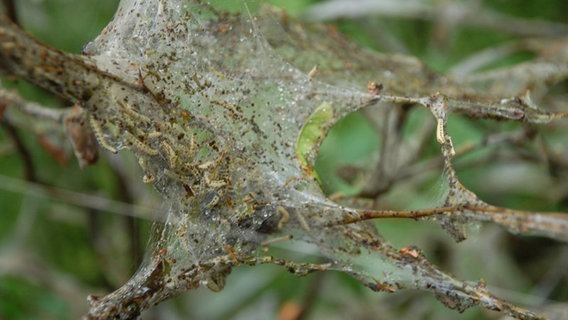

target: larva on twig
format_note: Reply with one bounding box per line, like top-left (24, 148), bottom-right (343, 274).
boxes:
top-left (117, 100), bottom-right (151, 123)
top-left (276, 206), bottom-right (290, 230)
top-left (204, 173), bottom-right (227, 188)
top-left (160, 140), bottom-right (177, 169)
top-left (89, 115), bottom-right (117, 153)
top-left (436, 119), bottom-right (445, 144)
top-left (295, 210), bottom-right (311, 232)
top-left (435, 119), bottom-right (456, 156)
top-left (146, 131), bottom-right (163, 139)
top-left (125, 130), bottom-right (159, 156)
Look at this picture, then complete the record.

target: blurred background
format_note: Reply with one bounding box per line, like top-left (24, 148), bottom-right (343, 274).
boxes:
top-left (1, 0), bottom-right (567, 319)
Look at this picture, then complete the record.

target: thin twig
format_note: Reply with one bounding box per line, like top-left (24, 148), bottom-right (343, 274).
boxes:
top-left (1, 121), bottom-right (37, 181)
top-left (331, 203), bottom-right (568, 242)
top-left (0, 174), bottom-right (158, 220)
top-left (0, 88), bottom-right (67, 122)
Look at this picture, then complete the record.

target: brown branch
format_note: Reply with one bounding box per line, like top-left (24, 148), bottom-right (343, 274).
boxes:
top-left (0, 14), bottom-right (138, 105)
top-left (0, 15), bottom-right (97, 102)
top-left (333, 204), bottom-right (568, 241)
top-left (1, 0), bottom-right (17, 22)
top-left (0, 88), bottom-right (67, 121)
top-left (338, 226), bottom-right (547, 320)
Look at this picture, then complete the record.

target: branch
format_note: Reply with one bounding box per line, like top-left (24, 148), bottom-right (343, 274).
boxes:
top-left (0, 14), bottom-right (135, 105)
top-left (0, 174), bottom-right (157, 219)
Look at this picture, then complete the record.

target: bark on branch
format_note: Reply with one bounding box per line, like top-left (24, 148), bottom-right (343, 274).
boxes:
top-left (0, 14), bottom-right (127, 104)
